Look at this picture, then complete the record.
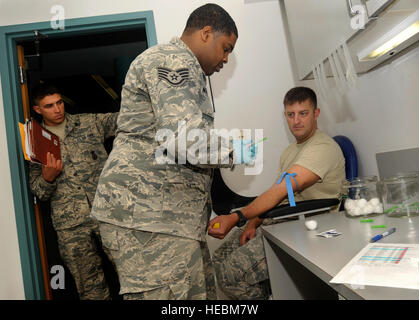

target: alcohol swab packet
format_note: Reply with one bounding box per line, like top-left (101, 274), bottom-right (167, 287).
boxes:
top-left (316, 229), bottom-right (342, 238)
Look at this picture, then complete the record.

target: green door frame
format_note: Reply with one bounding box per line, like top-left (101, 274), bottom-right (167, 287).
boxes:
top-left (0, 10), bottom-right (157, 300)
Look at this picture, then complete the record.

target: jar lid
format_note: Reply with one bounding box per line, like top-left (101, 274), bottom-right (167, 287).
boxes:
top-left (342, 176), bottom-right (378, 187)
top-left (381, 171), bottom-right (419, 183)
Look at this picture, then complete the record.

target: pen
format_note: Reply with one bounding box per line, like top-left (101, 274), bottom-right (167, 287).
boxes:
top-left (370, 227), bottom-right (396, 243)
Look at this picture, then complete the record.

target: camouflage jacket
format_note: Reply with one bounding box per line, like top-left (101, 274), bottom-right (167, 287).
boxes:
top-left (91, 37), bottom-right (233, 242)
top-left (29, 112), bottom-right (118, 230)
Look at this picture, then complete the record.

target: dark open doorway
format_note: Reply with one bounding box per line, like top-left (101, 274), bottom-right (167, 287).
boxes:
top-left (22, 27), bottom-right (148, 113)
top-left (18, 26), bottom-right (148, 300)
top-left (0, 11), bottom-right (157, 300)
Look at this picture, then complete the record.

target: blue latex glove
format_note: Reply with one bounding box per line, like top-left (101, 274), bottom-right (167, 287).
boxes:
top-left (233, 139), bottom-right (257, 165)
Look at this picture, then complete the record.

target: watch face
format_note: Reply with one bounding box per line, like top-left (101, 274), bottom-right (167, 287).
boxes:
top-left (236, 211), bottom-right (246, 227)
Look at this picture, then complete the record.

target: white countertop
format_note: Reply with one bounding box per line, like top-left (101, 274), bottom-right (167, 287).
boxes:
top-left (261, 211), bottom-right (419, 299)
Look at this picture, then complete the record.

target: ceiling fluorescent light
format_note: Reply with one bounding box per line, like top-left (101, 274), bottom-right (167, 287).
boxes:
top-left (358, 9), bottom-right (419, 61)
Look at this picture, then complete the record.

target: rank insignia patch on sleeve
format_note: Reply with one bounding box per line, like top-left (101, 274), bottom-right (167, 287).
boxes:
top-left (158, 67), bottom-right (190, 86)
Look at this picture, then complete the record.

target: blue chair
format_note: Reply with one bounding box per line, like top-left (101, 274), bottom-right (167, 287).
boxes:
top-left (333, 135), bottom-right (358, 180)
top-left (333, 135), bottom-right (358, 211)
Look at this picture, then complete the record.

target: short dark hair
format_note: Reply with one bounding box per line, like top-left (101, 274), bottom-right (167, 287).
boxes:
top-left (31, 83), bottom-right (61, 105)
top-left (283, 87), bottom-right (317, 109)
top-left (184, 3), bottom-right (238, 38)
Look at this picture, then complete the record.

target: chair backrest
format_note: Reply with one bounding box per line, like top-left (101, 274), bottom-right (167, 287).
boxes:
top-left (333, 135), bottom-right (358, 180)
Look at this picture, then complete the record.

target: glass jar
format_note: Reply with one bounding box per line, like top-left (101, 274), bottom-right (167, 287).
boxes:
top-left (378, 172), bottom-right (419, 218)
top-left (342, 176), bottom-right (383, 218)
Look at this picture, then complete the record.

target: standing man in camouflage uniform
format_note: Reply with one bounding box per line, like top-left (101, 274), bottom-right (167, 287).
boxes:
top-left (91, 4), bottom-right (251, 300)
top-left (29, 83), bottom-right (118, 300)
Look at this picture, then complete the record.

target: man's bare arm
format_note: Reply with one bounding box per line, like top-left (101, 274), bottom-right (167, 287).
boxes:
top-left (208, 164), bottom-right (321, 239)
top-left (241, 164), bottom-right (320, 220)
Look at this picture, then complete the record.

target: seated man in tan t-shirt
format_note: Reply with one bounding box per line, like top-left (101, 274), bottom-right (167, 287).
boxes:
top-left (208, 86), bottom-right (345, 300)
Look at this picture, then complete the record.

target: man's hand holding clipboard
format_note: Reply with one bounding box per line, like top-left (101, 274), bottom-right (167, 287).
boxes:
top-left (42, 152), bottom-right (63, 183)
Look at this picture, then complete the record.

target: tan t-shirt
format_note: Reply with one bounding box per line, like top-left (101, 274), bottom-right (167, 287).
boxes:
top-left (44, 118), bottom-right (67, 141)
top-left (278, 130), bottom-right (345, 207)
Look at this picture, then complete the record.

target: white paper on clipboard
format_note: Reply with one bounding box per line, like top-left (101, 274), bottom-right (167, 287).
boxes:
top-left (330, 243), bottom-right (419, 290)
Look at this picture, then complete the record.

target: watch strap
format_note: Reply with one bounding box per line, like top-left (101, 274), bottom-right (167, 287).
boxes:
top-left (234, 210), bottom-right (247, 227)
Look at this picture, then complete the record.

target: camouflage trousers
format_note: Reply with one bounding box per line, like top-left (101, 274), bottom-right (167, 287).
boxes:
top-left (56, 220), bottom-right (111, 300)
top-left (99, 223), bottom-right (217, 300)
top-left (212, 227), bottom-right (271, 300)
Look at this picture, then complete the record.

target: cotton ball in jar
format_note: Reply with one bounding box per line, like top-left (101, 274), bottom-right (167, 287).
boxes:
top-left (356, 198), bottom-right (368, 208)
top-left (344, 199), bottom-right (355, 211)
top-left (363, 204), bottom-right (374, 214)
top-left (369, 198), bottom-right (380, 206)
top-left (375, 204), bottom-right (384, 213)
top-left (351, 207), bottom-right (362, 216)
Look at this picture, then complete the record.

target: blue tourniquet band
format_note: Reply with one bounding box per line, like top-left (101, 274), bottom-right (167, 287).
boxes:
top-left (276, 172), bottom-right (299, 207)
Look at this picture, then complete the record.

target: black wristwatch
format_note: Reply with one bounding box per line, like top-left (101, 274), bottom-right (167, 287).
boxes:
top-left (234, 210), bottom-right (247, 227)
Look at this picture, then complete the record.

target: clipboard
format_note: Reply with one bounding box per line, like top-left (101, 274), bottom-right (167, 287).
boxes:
top-left (19, 118), bottom-right (61, 165)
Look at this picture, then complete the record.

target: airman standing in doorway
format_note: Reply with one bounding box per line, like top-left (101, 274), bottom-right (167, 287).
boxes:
top-left (29, 83), bottom-right (119, 300)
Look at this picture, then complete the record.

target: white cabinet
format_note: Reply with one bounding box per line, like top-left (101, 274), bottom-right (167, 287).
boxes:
top-left (365, 0), bottom-right (395, 17)
top-left (283, 0), bottom-right (418, 80)
top-left (284, 0), bottom-right (359, 80)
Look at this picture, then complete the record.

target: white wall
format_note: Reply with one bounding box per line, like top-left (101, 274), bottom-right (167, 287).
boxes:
top-left (0, 78), bottom-right (25, 300)
top-left (0, 0), bottom-right (294, 299)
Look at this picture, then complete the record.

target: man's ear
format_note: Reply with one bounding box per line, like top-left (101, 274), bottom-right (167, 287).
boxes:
top-left (200, 25), bottom-right (213, 43)
top-left (314, 107), bottom-right (320, 119)
top-left (33, 105), bottom-right (42, 115)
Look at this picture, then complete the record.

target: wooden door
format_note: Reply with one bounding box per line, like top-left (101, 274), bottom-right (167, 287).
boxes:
top-left (17, 45), bottom-right (53, 300)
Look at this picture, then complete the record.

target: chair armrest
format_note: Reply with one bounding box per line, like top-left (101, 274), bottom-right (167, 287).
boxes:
top-left (259, 198), bottom-right (340, 219)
